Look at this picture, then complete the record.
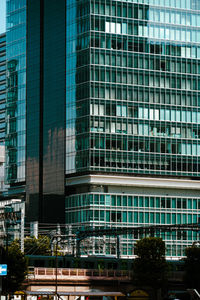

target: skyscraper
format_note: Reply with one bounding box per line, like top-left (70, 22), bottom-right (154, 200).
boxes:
top-left (0, 33), bottom-right (7, 192)
top-left (5, 0), bottom-right (200, 257)
top-left (0, 33), bottom-right (6, 146)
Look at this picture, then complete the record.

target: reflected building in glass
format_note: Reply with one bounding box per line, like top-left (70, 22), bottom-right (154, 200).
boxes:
top-left (5, 0), bottom-right (200, 257)
top-left (5, 1), bottom-right (26, 187)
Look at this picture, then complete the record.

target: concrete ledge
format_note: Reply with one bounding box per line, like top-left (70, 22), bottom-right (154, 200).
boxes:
top-left (66, 174), bottom-right (200, 190)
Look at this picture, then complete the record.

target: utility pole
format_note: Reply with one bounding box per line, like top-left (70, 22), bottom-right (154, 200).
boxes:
top-left (55, 238), bottom-right (58, 300)
top-left (5, 217), bottom-right (8, 300)
top-left (54, 234), bottom-right (61, 300)
top-left (0, 246), bottom-right (3, 298)
top-left (0, 277), bottom-right (2, 299)
top-left (20, 202), bottom-right (25, 253)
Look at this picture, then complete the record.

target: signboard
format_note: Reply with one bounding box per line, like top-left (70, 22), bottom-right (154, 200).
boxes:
top-left (0, 264), bottom-right (7, 276)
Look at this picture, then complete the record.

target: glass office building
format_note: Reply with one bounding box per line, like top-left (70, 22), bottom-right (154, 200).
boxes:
top-left (67, 0), bottom-right (200, 177)
top-left (65, 0), bottom-right (200, 258)
top-left (5, 1), bottom-right (26, 184)
top-left (0, 33), bottom-right (6, 145)
top-left (0, 34), bottom-right (8, 192)
top-left (5, 0), bottom-right (200, 257)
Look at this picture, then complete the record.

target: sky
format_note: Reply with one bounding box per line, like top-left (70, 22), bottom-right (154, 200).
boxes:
top-left (0, 0), bottom-right (6, 34)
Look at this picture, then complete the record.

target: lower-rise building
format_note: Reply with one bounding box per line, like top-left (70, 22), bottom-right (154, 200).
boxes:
top-left (66, 175), bottom-right (200, 258)
top-left (0, 199), bottom-right (24, 248)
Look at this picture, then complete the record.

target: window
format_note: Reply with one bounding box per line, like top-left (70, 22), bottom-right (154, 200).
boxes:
top-left (105, 21), bottom-right (126, 34)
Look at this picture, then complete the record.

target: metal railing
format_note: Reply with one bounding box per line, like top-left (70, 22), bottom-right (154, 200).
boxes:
top-left (28, 267), bottom-right (132, 281)
top-left (27, 267), bottom-right (184, 282)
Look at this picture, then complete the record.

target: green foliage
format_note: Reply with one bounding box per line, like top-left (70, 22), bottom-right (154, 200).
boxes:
top-left (13, 235), bottom-right (52, 255)
top-left (13, 235), bottom-right (62, 256)
top-left (184, 245), bottom-right (200, 290)
top-left (1, 243), bottom-right (27, 294)
top-left (24, 235), bottom-right (51, 255)
top-left (133, 237), bottom-right (168, 291)
top-left (135, 237), bottom-right (166, 260)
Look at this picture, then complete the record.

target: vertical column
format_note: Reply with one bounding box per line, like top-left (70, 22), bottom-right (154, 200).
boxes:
top-left (26, 0), bottom-right (42, 221)
top-left (26, 0), bottom-right (66, 223)
top-left (42, 0), bottom-right (66, 223)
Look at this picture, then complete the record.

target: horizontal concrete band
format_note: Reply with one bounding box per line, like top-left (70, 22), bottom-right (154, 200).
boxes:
top-left (26, 291), bottom-right (125, 296)
top-left (66, 174), bottom-right (200, 190)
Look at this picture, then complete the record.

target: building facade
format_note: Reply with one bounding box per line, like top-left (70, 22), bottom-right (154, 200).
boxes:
top-left (5, 0), bottom-right (200, 258)
top-left (5, 1), bottom-right (26, 186)
top-left (0, 34), bottom-right (6, 145)
top-left (0, 33), bottom-right (8, 192)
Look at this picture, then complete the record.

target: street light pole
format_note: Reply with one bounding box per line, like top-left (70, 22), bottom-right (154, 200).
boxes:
top-left (55, 237), bottom-right (58, 300)
top-left (0, 277), bottom-right (2, 298)
top-left (5, 218), bottom-right (8, 300)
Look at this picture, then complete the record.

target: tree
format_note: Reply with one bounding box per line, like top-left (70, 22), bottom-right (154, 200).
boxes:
top-left (12, 235), bottom-right (52, 255)
top-left (1, 243), bottom-right (27, 294)
top-left (184, 245), bottom-right (200, 291)
top-left (12, 235), bottom-right (62, 256)
top-left (133, 237), bottom-right (168, 299)
top-left (24, 235), bottom-right (52, 255)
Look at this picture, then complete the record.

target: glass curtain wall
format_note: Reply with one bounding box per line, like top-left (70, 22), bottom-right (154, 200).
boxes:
top-left (0, 34), bottom-right (6, 144)
top-left (66, 192), bottom-right (200, 257)
top-left (5, 0), bottom-right (26, 183)
top-left (88, 0), bottom-right (200, 176)
top-left (66, 0), bottom-right (90, 173)
top-left (65, 0), bottom-right (200, 257)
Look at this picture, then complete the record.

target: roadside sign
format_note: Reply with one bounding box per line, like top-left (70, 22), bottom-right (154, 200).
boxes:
top-left (0, 264), bottom-right (7, 276)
